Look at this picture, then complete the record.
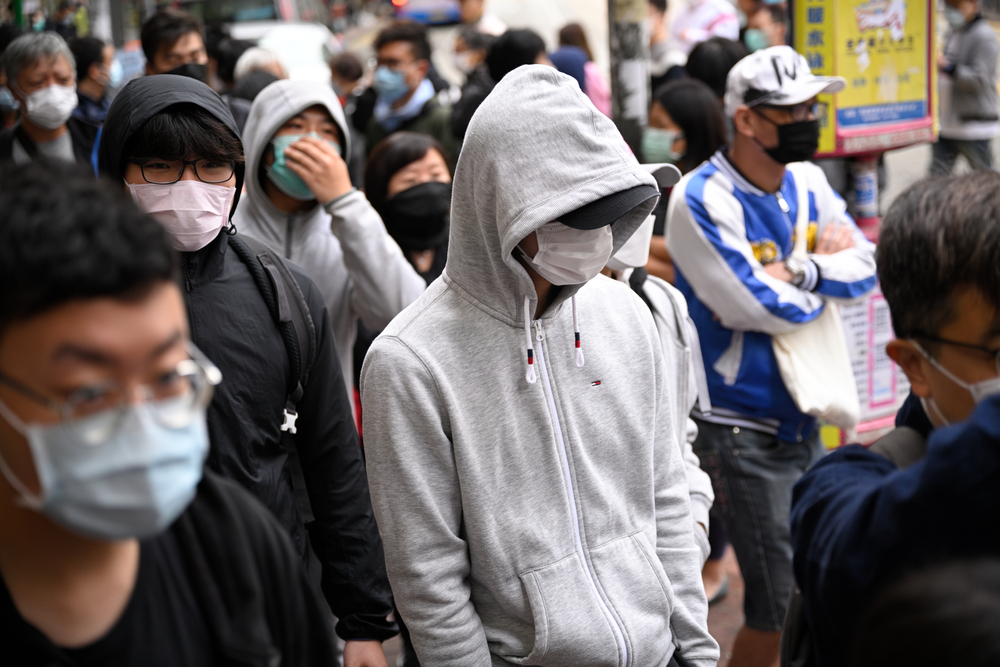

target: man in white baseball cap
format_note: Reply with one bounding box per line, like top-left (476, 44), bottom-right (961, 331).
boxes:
top-left (666, 45), bottom-right (876, 667)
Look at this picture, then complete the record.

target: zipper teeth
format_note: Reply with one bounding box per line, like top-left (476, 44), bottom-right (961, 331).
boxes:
top-left (533, 321), bottom-right (629, 666)
top-left (285, 215), bottom-right (294, 259)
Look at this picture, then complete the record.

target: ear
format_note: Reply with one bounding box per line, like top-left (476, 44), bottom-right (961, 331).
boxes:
top-left (886, 339), bottom-right (932, 398)
top-left (87, 61), bottom-right (102, 82)
top-left (733, 106), bottom-right (756, 138)
top-left (415, 59), bottom-right (430, 79)
top-left (145, 62), bottom-right (155, 76)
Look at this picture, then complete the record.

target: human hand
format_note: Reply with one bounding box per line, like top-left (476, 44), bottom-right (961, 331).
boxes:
top-left (937, 53), bottom-right (951, 71)
top-left (764, 261), bottom-right (794, 283)
top-left (343, 640), bottom-right (389, 667)
top-left (813, 223), bottom-right (855, 255)
top-left (283, 135), bottom-right (353, 204)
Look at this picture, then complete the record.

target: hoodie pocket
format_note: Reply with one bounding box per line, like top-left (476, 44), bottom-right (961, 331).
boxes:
top-left (589, 532), bottom-right (675, 667)
top-left (509, 552), bottom-right (620, 666)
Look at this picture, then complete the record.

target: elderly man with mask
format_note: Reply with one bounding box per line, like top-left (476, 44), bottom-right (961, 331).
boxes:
top-left (0, 32), bottom-right (98, 165)
top-left (362, 65), bottom-right (718, 667)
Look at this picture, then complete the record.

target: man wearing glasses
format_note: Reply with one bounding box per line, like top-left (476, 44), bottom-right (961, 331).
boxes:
top-left (97, 75), bottom-right (396, 667)
top-left (791, 168), bottom-right (1000, 667)
top-left (0, 161), bottom-right (339, 663)
top-left (666, 46), bottom-right (877, 667)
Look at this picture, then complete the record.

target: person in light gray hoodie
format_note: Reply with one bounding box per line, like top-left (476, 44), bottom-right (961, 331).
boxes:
top-left (234, 79), bottom-right (425, 404)
top-left (361, 65), bottom-right (720, 667)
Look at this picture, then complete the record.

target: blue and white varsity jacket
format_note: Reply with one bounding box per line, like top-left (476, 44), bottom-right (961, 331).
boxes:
top-left (666, 150), bottom-right (876, 442)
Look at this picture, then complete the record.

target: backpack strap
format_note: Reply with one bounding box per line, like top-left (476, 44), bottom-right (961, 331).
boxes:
top-left (228, 233), bottom-right (317, 523)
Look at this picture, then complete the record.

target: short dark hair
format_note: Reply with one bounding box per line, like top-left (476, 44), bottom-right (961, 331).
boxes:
top-left (652, 78), bottom-right (726, 173)
top-left (851, 559), bottom-right (1000, 667)
top-left (765, 5), bottom-right (787, 26)
top-left (365, 131), bottom-right (451, 218)
top-left (122, 103), bottom-right (244, 174)
top-left (457, 25), bottom-right (496, 54)
top-left (69, 36), bottom-right (107, 82)
top-left (0, 23), bottom-right (24, 56)
top-left (685, 37), bottom-right (749, 99)
top-left (231, 69), bottom-right (279, 102)
top-left (486, 28), bottom-right (546, 82)
top-left (330, 51), bottom-right (363, 83)
top-left (0, 162), bottom-right (178, 335)
top-left (558, 23), bottom-right (593, 62)
top-left (140, 9), bottom-right (203, 65)
top-left (877, 170), bottom-right (1000, 340)
top-left (374, 21), bottom-right (431, 63)
top-left (207, 31), bottom-right (252, 86)
top-left (648, 0), bottom-right (668, 13)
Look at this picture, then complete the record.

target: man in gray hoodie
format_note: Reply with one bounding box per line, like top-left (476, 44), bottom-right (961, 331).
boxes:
top-left (362, 65), bottom-right (719, 667)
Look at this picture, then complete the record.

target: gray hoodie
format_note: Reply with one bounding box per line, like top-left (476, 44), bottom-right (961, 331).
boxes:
top-left (361, 66), bottom-right (719, 667)
top-left (233, 80), bottom-right (425, 402)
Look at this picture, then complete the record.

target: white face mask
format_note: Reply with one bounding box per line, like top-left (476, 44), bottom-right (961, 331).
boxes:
top-left (454, 51), bottom-right (477, 75)
top-left (19, 83), bottom-right (78, 130)
top-left (518, 221), bottom-right (614, 285)
top-left (912, 340), bottom-right (1000, 425)
top-left (606, 214), bottom-right (655, 272)
top-left (129, 181), bottom-right (234, 252)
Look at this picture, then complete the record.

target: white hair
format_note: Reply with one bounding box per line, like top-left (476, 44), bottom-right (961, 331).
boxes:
top-left (3, 32), bottom-right (76, 84)
top-left (233, 47), bottom-right (285, 83)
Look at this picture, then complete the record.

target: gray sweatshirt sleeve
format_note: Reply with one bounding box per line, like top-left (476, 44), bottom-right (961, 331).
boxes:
top-left (325, 190), bottom-right (426, 331)
top-left (361, 337), bottom-right (493, 666)
top-left (648, 319), bottom-right (721, 667)
top-left (952, 26), bottom-right (1000, 97)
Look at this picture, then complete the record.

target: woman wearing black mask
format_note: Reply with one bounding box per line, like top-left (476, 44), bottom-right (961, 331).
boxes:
top-left (365, 132), bottom-right (453, 284)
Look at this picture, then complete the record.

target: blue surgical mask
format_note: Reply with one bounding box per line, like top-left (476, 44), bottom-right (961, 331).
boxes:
top-left (373, 65), bottom-right (410, 103)
top-left (744, 28), bottom-right (770, 52)
top-left (266, 132), bottom-right (343, 202)
top-left (108, 59), bottom-right (124, 89)
top-left (0, 397), bottom-right (209, 540)
top-left (0, 85), bottom-right (18, 113)
top-left (642, 127), bottom-right (684, 165)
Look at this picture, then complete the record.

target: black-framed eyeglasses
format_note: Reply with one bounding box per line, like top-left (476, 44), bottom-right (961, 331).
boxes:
top-left (128, 157), bottom-right (236, 185)
top-left (0, 342), bottom-right (222, 445)
top-left (754, 102), bottom-right (820, 123)
top-left (913, 332), bottom-right (1000, 373)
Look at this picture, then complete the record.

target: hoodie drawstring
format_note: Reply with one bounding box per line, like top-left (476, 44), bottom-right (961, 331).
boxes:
top-left (524, 296), bottom-right (536, 384)
top-left (572, 295), bottom-right (584, 368)
top-left (523, 295), bottom-right (586, 384)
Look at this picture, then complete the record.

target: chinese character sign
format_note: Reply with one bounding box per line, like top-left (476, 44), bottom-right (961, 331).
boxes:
top-left (794, 0), bottom-right (935, 156)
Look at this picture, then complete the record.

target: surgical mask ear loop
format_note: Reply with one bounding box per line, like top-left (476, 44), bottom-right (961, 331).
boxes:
top-left (0, 397), bottom-right (45, 509)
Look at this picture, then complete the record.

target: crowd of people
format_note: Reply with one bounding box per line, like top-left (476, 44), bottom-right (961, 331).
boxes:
top-left (0, 1), bottom-right (999, 666)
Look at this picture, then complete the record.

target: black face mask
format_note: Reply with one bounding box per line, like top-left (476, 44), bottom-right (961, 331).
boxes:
top-left (383, 181), bottom-right (452, 250)
top-left (753, 112), bottom-right (820, 164)
top-left (165, 62), bottom-right (207, 83)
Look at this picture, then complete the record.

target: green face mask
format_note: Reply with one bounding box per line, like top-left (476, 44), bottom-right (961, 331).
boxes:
top-left (642, 127), bottom-right (684, 165)
top-left (265, 132), bottom-right (342, 201)
top-left (744, 28), bottom-right (770, 53)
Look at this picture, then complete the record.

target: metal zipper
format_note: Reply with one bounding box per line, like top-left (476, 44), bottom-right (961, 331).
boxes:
top-left (532, 319), bottom-right (629, 666)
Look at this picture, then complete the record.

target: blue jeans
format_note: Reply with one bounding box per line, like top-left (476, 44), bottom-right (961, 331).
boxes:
top-left (692, 420), bottom-right (825, 631)
top-left (930, 137), bottom-right (994, 175)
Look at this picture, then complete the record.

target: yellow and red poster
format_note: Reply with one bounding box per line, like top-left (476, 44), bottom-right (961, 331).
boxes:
top-left (794, 0), bottom-right (936, 156)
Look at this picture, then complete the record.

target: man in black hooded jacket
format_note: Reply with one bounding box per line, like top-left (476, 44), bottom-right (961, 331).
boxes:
top-left (97, 74), bottom-right (396, 667)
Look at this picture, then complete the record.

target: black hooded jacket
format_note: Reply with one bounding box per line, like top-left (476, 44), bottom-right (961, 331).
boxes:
top-left (98, 75), bottom-right (396, 642)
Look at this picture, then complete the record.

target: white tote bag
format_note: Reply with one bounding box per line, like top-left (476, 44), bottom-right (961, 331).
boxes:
top-left (771, 178), bottom-right (860, 437)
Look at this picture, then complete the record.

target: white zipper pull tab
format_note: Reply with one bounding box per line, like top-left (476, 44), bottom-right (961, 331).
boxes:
top-left (534, 319), bottom-right (543, 342)
top-left (775, 191), bottom-right (790, 213)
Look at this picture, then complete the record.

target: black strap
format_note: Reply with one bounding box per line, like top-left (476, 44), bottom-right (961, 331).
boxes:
top-left (228, 234), bottom-right (317, 523)
top-left (13, 124), bottom-right (40, 161)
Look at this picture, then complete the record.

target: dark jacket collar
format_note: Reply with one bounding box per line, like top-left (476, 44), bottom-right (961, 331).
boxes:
top-left (180, 229), bottom-right (230, 290)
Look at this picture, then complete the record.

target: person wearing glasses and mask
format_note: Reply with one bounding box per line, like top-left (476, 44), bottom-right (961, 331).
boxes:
top-left (365, 22), bottom-right (458, 163)
top-left (0, 32), bottom-right (99, 165)
top-left (666, 46), bottom-right (876, 667)
top-left (791, 169), bottom-right (1000, 667)
top-left (97, 75), bottom-right (397, 667)
top-left (0, 162), bottom-right (340, 665)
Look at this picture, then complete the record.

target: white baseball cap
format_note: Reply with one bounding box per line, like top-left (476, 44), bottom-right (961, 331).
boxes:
top-left (724, 46), bottom-right (846, 118)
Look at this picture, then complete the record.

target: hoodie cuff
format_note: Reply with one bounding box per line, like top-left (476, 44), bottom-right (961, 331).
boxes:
top-left (323, 187), bottom-right (358, 212)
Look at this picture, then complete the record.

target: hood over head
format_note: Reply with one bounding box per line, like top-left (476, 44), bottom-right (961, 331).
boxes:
top-left (241, 79), bottom-right (351, 214)
top-left (447, 64), bottom-right (658, 324)
top-left (98, 74), bottom-right (245, 218)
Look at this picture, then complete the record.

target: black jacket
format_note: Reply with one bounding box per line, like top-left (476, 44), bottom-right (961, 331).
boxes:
top-left (450, 65), bottom-right (495, 142)
top-left (97, 75), bottom-right (396, 641)
top-left (5, 472), bottom-right (340, 666)
top-left (0, 116), bottom-right (99, 165)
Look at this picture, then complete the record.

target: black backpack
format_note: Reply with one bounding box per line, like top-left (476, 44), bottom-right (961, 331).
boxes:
top-left (227, 233), bottom-right (317, 523)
